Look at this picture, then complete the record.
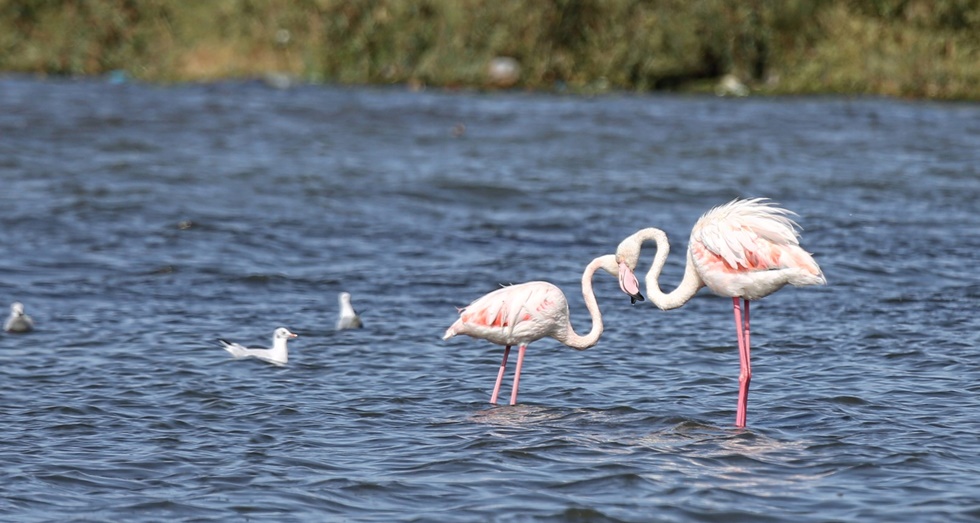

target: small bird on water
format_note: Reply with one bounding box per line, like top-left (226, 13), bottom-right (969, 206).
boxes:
top-left (4, 302), bottom-right (34, 333)
top-left (218, 327), bottom-right (297, 366)
top-left (336, 292), bottom-right (363, 330)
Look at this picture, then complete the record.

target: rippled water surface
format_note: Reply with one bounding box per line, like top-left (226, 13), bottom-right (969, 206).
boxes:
top-left (1, 77), bottom-right (979, 522)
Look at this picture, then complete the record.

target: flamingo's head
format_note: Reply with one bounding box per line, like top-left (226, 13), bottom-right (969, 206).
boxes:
top-left (594, 254), bottom-right (642, 304)
top-left (617, 261), bottom-right (644, 304)
top-left (614, 236), bottom-right (644, 305)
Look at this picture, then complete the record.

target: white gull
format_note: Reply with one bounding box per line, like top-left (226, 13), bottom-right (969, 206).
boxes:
top-left (218, 327), bottom-right (297, 366)
top-left (4, 302), bottom-right (34, 333)
top-left (336, 292), bottom-right (363, 330)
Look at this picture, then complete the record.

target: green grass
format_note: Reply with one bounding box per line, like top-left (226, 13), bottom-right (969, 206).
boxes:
top-left (1, 0), bottom-right (978, 99)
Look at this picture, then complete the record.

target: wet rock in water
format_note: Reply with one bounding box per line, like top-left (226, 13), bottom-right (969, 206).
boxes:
top-left (716, 74), bottom-right (749, 97)
top-left (487, 57), bottom-right (521, 88)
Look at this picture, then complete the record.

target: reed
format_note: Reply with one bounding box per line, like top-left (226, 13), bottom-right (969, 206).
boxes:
top-left (1, 0), bottom-right (977, 99)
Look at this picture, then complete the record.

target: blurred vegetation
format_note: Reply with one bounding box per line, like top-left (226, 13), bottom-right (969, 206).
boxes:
top-left (0, 0), bottom-right (978, 99)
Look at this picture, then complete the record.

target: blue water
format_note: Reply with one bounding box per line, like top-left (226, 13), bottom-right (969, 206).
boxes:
top-left (1, 76), bottom-right (979, 522)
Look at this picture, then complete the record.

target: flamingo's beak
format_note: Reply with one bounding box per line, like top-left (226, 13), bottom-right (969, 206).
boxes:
top-left (618, 261), bottom-right (645, 304)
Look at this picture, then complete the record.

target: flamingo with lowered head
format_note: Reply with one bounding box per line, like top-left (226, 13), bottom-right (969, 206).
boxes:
top-left (444, 253), bottom-right (642, 406)
top-left (615, 198), bottom-right (825, 427)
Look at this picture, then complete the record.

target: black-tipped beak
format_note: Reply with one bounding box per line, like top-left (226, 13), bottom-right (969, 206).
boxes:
top-left (617, 260), bottom-right (643, 306)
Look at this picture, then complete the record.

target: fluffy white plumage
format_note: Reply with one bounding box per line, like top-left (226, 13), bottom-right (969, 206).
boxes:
top-left (689, 198), bottom-right (825, 300)
top-left (616, 198), bottom-right (825, 305)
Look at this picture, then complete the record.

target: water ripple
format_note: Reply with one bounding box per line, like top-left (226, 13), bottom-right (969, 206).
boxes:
top-left (1, 78), bottom-right (979, 522)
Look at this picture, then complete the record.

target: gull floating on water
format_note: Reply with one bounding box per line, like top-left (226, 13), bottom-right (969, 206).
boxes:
top-left (336, 292), bottom-right (363, 330)
top-left (4, 302), bottom-right (34, 333)
top-left (218, 327), bottom-right (297, 366)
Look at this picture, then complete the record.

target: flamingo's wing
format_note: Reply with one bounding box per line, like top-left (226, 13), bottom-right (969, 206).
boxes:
top-left (461, 283), bottom-right (548, 328)
top-left (448, 281), bottom-right (564, 343)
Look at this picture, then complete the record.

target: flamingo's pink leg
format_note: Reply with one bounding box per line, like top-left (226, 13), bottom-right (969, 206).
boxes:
top-left (734, 298), bottom-right (752, 428)
top-left (743, 299), bottom-right (751, 374)
top-left (732, 297), bottom-right (746, 357)
top-left (509, 344), bottom-right (527, 406)
top-left (490, 346), bottom-right (511, 405)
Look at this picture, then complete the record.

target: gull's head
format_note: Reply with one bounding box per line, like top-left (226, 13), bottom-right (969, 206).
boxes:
top-left (10, 302), bottom-right (25, 316)
top-left (274, 327), bottom-right (298, 340)
top-left (339, 292), bottom-right (352, 305)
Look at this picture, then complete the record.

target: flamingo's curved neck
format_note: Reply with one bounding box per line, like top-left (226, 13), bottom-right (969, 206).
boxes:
top-left (560, 255), bottom-right (614, 350)
top-left (637, 228), bottom-right (703, 310)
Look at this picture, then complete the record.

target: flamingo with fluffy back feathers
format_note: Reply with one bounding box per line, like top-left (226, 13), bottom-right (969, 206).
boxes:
top-left (443, 253), bottom-right (641, 405)
top-left (614, 198), bottom-right (826, 428)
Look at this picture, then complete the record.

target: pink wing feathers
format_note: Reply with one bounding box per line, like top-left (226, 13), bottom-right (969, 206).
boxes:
top-left (689, 198), bottom-right (825, 299)
top-left (443, 281), bottom-right (567, 344)
top-left (692, 198), bottom-right (821, 275)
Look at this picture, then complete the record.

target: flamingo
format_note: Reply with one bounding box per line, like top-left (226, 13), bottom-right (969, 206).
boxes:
top-left (615, 198), bottom-right (825, 427)
top-left (443, 254), bottom-right (642, 405)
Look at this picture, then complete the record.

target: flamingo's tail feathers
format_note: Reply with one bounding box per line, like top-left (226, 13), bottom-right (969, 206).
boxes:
top-left (442, 318), bottom-right (466, 340)
top-left (443, 319), bottom-right (464, 341)
top-left (790, 248), bottom-right (826, 286)
top-left (804, 269), bottom-right (827, 287)
top-left (809, 261), bottom-right (827, 286)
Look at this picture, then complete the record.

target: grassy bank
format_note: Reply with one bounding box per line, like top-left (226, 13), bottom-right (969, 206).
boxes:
top-left (1, 0), bottom-right (978, 99)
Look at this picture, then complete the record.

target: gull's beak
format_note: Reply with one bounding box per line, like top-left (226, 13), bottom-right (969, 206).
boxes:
top-left (289, 332), bottom-right (298, 338)
top-left (618, 261), bottom-right (645, 305)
